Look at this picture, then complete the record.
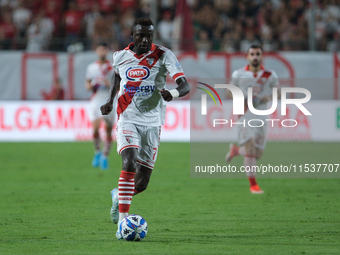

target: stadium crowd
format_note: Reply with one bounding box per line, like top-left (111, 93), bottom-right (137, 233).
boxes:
top-left (0, 0), bottom-right (340, 52)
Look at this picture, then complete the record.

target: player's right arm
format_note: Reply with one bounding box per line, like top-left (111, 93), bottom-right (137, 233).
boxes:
top-left (85, 64), bottom-right (95, 91)
top-left (100, 72), bottom-right (121, 115)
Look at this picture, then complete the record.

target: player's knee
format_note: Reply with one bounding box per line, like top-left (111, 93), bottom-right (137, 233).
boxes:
top-left (122, 161), bottom-right (137, 172)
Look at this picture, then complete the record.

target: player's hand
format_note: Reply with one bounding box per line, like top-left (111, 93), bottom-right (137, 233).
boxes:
top-left (100, 102), bottom-right (113, 115)
top-left (259, 96), bottom-right (271, 104)
top-left (159, 89), bottom-right (173, 102)
top-left (92, 84), bottom-right (100, 92)
top-left (104, 79), bottom-right (110, 87)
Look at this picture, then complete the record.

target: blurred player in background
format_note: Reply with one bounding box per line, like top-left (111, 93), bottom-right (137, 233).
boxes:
top-left (100, 17), bottom-right (190, 239)
top-left (226, 44), bottom-right (279, 194)
top-left (85, 42), bottom-right (114, 170)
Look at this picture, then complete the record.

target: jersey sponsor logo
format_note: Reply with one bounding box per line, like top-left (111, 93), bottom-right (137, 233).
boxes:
top-left (126, 66), bottom-right (150, 81)
top-left (123, 84), bottom-right (156, 96)
top-left (123, 130), bottom-right (133, 135)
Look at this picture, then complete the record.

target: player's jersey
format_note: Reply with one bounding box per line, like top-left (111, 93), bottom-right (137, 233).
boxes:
top-left (85, 60), bottom-right (113, 101)
top-left (112, 43), bottom-right (185, 126)
top-left (231, 65), bottom-right (279, 119)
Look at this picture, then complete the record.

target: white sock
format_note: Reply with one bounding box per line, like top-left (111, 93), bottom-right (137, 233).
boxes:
top-left (119, 212), bottom-right (128, 224)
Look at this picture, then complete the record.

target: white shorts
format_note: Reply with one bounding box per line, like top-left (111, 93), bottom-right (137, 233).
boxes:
top-left (238, 119), bottom-right (267, 150)
top-left (116, 121), bottom-right (161, 169)
top-left (89, 91), bottom-right (115, 125)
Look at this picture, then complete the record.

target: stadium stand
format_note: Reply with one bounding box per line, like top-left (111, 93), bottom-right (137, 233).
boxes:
top-left (0, 0), bottom-right (339, 51)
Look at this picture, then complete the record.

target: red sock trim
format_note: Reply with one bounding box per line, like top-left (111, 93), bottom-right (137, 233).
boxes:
top-left (120, 170), bottom-right (135, 179)
top-left (118, 170), bottom-right (135, 213)
top-left (248, 177), bottom-right (257, 186)
top-left (93, 133), bottom-right (100, 139)
top-left (119, 204), bottom-right (130, 213)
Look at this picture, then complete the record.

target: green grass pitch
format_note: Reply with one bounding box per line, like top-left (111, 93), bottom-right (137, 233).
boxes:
top-left (0, 142), bottom-right (339, 254)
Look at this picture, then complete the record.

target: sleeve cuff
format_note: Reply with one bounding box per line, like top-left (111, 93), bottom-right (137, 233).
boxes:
top-left (172, 72), bottom-right (185, 81)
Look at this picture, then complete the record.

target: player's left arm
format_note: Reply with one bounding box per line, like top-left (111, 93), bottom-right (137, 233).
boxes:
top-left (160, 50), bottom-right (190, 102)
top-left (160, 77), bottom-right (190, 102)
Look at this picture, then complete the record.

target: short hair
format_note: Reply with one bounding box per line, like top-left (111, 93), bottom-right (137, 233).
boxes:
top-left (247, 44), bottom-right (263, 53)
top-left (133, 17), bottom-right (154, 29)
top-left (97, 42), bottom-right (108, 48)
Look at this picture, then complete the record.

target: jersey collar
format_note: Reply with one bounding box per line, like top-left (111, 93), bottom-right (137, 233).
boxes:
top-left (245, 64), bottom-right (264, 77)
top-left (245, 64), bottom-right (264, 71)
top-left (125, 43), bottom-right (157, 59)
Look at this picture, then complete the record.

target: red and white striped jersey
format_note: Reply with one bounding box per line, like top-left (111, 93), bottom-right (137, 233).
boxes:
top-left (113, 43), bottom-right (185, 126)
top-left (231, 65), bottom-right (279, 112)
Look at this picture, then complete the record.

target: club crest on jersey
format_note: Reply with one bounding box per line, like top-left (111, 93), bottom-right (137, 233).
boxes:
top-left (125, 136), bottom-right (132, 143)
top-left (126, 66), bottom-right (150, 81)
top-left (146, 58), bottom-right (154, 65)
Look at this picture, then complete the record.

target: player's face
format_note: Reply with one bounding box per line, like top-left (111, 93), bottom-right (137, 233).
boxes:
top-left (96, 46), bottom-right (108, 59)
top-left (132, 25), bottom-right (154, 55)
top-left (247, 48), bottom-right (263, 68)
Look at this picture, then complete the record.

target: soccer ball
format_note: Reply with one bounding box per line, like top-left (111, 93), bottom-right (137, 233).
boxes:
top-left (118, 214), bottom-right (148, 241)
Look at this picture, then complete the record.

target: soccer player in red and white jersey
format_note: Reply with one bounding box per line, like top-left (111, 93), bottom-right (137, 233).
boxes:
top-left (100, 17), bottom-right (190, 239)
top-left (85, 42), bottom-right (114, 170)
top-left (225, 44), bottom-right (280, 194)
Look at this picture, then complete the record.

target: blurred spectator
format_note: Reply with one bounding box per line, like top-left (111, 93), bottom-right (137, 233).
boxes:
top-left (240, 31), bottom-right (260, 52)
top-left (120, 0), bottom-right (138, 13)
top-left (12, 0), bottom-right (31, 38)
top-left (84, 3), bottom-right (101, 39)
top-left (0, 11), bottom-right (15, 49)
top-left (41, 78), bottom-right (65, 100)
top-left (158, 10), bottom-right (173, 48)
top-left (38, 9), bottom-right (54, 39)
top-left (77, 0), bottom-right (93, 13)
top-left (221, 32), bottom-right (236, 53)
top-left (195, 4), bottom-right (219, 39)
top-left (93, 14), bottom-right (114, 47)
top-left (0, 0), bottom-right (18, 9)
top-left (98, 0), bottom-right (116, 14)
top-left (45, 1), bottom-right (62, 36)
top-left (26, 15), bottom-right (44, 52)
top-left (327, 30), bottom-right (340, 51)
top-left (1, 0), bottom-right (340, 52)
top-left (325, 0), bottom-right (340, 32)
top-left (196, 30), bottom-right (212, 51)
top-left (136, 0), bottom-right (151, 17)
top-left (42, 0), bottom-right (64, 14)
top-left (63, 1), bottom-right (84, 49)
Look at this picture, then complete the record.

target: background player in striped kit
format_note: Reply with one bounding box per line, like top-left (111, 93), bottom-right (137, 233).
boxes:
top-left (226, 44), bottom-right (280, 194)
top-left (85, 42), bottom-right (115, 170)
top-left (100, 17), bottom-right (190, 239)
